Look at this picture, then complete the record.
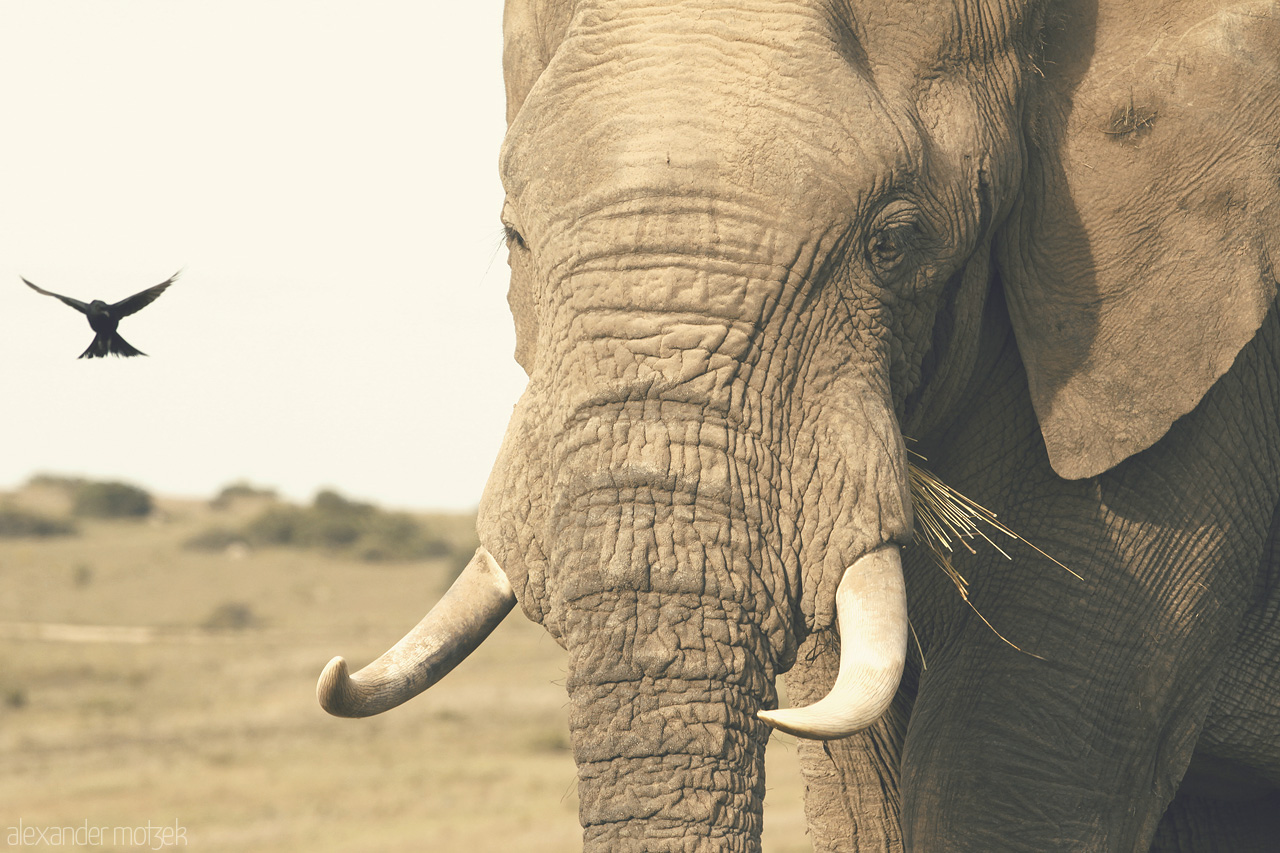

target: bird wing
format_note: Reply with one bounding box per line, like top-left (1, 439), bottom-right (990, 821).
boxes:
top-left (22, 277), bottom-right (90, 313)
top-left (111, 270), bottom-right (181, 317)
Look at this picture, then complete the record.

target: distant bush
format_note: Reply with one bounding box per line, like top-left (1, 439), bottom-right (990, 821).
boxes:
top-left (0, 505), bottom-right (76, 538)
top-left (241, 505), bottom-right (305, 545)
top-left (202, 601), bottom-right (260, 631)
top-left (26, 473), bottom-right (90, 492)
top-left (72, 481), bottom-right (153, 519)
top-left (313, 489), bottom-right (365, 515)
top-left (306, 489), bottom-right (371, 548)
top-left (182, 526), bottom-right (250, 552)
top-left (209, 481), bottom-right (277, 509)
top-left (185, 488), bottom-right (467, 563)
top-left (3, 686), bottom-right (27, 710)
top-left (73, 564), bottom-right (94, 587)
top-left (355, 509), bottom-right (454, 562)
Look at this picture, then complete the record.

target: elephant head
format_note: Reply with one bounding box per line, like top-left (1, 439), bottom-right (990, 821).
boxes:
top-left (321, 0), bottom-right (1280, 849)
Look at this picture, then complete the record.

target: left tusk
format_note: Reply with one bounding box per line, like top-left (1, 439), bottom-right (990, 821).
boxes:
top-left (758, 544), bottom-right (907, 740)
top-left (318, 546), bottom-right (516, 718)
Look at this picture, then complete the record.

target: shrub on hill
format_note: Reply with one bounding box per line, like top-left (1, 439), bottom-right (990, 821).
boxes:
top-left (26, 473), bottom-right (90, 492)
top-left (28, 474), bottom-right (155, 519)
top-left (72, 481), bottom-right (153, 519)
top-left (0, 505), bottom-right (76, 538)
top-left (209, 481), bottom-right (278, 509)
top-left (202, 601), bottom-right (260, 631)
top-left (183, 526), bottom-right (249, 552)
top-left (185, 488), bottom-right (467, 563)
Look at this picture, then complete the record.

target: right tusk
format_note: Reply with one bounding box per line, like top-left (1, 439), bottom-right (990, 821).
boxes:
top-left (318, 546), bottom-right (516, 718)
top-left (758, 544), bottom-right (907, 740)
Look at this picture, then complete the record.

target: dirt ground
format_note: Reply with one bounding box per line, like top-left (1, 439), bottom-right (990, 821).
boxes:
top-left (0, 491), bottom-right (808, 851)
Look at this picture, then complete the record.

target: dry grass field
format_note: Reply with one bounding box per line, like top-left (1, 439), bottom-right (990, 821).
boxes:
top-left (0, 484), bottom-right (808, 851)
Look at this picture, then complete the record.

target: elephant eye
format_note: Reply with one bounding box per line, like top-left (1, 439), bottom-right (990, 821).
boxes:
top-left (866, 201), bottom-right (923, 281)
top-left (504, 224), bottom-right (528, 252)
top-left (501, 200), bottom-right (529, 252)
top-left (869, 227), bottom-right (910, 268)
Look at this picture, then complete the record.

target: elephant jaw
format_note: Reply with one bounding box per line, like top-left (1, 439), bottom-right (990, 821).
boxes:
top-left (317, 547), bottom-right (516, 718)
top-left (758, 544), bottom-right (907, 740)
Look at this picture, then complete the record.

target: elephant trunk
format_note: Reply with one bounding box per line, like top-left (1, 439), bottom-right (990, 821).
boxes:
top-left (562, 589), bottom-right (774, 852)
top-left (540, 432), bottom-right (909, 847)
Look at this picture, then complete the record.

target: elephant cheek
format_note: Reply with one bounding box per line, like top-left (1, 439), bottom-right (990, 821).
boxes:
top-left (475, 390), bottom-right (559, 636)
top-left (792, 380), bottom-right (914, 633)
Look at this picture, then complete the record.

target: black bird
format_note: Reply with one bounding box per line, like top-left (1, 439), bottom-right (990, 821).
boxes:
top-left (23, 271), bottom-right (180, 358)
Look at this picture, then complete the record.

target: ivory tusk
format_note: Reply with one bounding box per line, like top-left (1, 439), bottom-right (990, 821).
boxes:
top-left (758, 544), bottom-right (907, 740)
top-left (318, 546), bottom-right (516, 718)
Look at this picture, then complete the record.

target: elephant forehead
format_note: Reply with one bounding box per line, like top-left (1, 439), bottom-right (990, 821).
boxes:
top-left (532, 193), bottom-right (852, 311)
top-left (500, 1), bottom-right (920, 226)
top-left (547, 230), bottom-right (818, 321)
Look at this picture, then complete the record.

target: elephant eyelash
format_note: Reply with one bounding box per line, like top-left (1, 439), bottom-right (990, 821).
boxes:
top-left (504, 225), bottom-right (528, 251)
top-left (867, 225), bottom-right (915, 269)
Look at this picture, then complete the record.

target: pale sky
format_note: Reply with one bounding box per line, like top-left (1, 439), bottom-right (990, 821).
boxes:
top-left (0, 3), bottom-right (528, 511)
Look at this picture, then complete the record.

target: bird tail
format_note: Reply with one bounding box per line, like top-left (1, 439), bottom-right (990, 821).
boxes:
top-left (79, 332), bottom-right (146, 359)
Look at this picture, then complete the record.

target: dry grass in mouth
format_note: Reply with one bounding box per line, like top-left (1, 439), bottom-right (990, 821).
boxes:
top-left (907, 450), bottom-right (1082, 657)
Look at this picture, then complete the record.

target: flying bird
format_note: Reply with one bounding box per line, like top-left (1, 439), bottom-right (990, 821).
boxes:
top-left (23, 271), bottom-right (180, 358)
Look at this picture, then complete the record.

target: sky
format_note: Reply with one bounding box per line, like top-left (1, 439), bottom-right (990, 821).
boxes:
top-left (0, 3), bottom-right (527, 511)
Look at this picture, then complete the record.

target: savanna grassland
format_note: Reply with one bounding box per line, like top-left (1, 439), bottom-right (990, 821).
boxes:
top-left (0, 481), bottom-right (807, 852)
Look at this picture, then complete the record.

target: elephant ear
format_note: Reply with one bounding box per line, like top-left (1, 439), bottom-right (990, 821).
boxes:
top-left (998, 0), bottom-right (1280, 480)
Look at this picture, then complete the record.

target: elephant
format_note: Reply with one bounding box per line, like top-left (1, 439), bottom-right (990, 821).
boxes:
top-left (319, 0), bottom-right (1280, 849)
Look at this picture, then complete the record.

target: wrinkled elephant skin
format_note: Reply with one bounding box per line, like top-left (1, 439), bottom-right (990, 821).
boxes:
top-left (323, 0), bottom-right (1280, 850)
